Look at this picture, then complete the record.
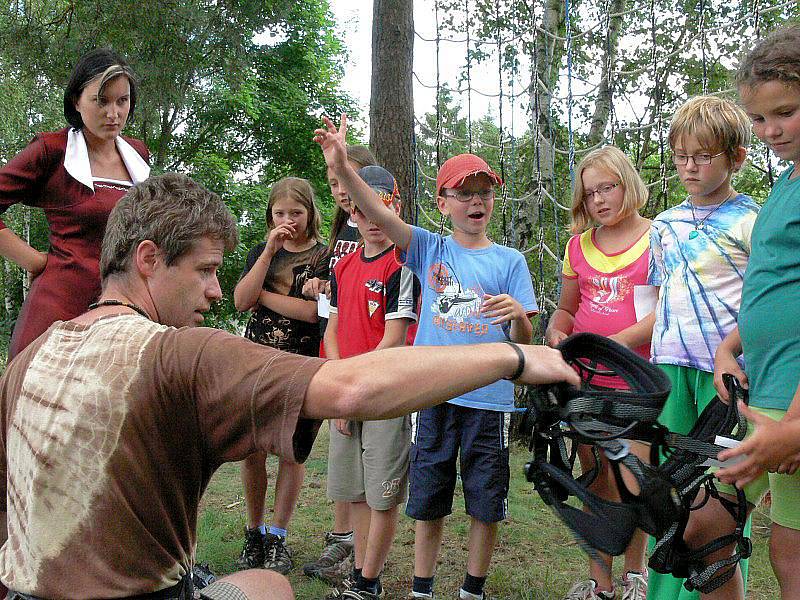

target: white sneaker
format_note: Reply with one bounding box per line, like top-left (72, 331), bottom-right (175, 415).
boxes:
top-left (621, 571), bottom-right (647, 600)
top-left (563, 579), bottom-right (616, 600)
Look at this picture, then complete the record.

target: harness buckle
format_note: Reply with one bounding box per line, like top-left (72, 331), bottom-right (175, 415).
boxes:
top-left (603, 440), bottom-right (630, 461)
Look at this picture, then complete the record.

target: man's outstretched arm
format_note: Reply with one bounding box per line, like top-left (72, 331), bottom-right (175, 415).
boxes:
top-left (302, 342), bottom-right (579, 421)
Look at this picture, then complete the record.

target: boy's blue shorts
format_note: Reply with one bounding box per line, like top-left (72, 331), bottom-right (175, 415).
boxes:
top-left (406, 403), bottom-right (511, 523)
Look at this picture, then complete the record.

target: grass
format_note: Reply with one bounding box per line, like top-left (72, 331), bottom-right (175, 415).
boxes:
top-left (197, 426), bottom-right (779, 599)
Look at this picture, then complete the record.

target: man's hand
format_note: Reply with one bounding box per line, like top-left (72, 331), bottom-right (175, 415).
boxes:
top-left (515, 345), bottom-right (581, 387)
top-left (716, 402), bottom-right (800, 487)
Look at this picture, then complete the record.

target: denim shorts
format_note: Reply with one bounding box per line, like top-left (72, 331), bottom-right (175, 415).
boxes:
top-left (406, 403), bottom-right (511, 523)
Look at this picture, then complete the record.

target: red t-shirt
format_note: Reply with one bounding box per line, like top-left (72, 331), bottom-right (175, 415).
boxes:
top-left (330, 246), bottom-right (420, 356)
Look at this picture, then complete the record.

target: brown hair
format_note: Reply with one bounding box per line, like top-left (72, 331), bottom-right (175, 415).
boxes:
top-left (329, 145), bottom-right (377, 248)
top-left (668, 96), bottom-right (751, 165)
top-left (101, 173), bottom-right (237, 280)
top-left (736, 26), bottom-right (800, 91)
top-left (267, 177), bottom-right (323, 243)
top-left (571, 146), bottom-right (648, 234)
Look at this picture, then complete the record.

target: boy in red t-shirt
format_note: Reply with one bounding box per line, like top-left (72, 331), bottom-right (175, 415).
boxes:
top-left (323, 166), bottom-right (421, 599)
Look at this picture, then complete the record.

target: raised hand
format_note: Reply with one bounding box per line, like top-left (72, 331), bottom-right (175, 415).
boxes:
top-left (265, 222), bottom-right (296, 256)
top-left (313, 114), bottom-right (349, 172)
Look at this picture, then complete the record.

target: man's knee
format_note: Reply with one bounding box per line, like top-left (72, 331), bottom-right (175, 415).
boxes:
top-left (207, 569), bottom-right (293, 600)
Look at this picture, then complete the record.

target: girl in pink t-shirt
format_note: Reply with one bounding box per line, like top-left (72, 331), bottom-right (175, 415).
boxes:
top-left (545, 146), bottom-right (654, 600)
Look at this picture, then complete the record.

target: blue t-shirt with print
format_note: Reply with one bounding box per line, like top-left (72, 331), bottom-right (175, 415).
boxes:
top-left (400, 226), bottom-right (538, 411)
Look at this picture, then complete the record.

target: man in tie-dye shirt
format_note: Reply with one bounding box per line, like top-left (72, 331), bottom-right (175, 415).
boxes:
top-left (647, 96), bottom-right (760, 600)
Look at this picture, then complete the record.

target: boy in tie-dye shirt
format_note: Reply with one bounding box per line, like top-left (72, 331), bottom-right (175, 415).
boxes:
top-left (647, 96), bottom-right (760, 600)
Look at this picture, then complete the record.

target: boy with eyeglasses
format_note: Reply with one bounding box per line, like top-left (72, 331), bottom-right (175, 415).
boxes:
top-left (315, 116), bottom-right (537, 600)
top-left (646, 95), bottom-right (759, 600)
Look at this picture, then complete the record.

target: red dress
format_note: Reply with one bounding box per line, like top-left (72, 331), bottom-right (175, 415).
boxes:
top-left (0, 128), bottom-right (150, 358)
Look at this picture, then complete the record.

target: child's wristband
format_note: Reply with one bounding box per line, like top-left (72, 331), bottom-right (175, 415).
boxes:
top-left (503, 341), bottom-right (526, 381)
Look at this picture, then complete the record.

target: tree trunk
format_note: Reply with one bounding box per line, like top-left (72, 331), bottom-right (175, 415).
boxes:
top-left (370, 0), bottom-right (415, 223)
top-left (587, 0), bottom-right (625, 146)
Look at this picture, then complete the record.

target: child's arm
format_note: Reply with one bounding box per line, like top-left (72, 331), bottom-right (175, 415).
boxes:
top-left (257, 291), bottom-right (319, 323)
top-left (323, 312), bottom-right (351, 436)
top-left (713, 327), bottom-right (748, 401)
top-left (374, 318), bottom-right (413, 351)
top-left (610, 311), bottom-right (655, 350)
top-left (314, 115), bottom-right (412, 250)
top-left (481, 293), bottom-right (533, 344)
top-left (545, 277), bottom-right (579, 347)
top-left (234, 224), bottom-right (295, 312)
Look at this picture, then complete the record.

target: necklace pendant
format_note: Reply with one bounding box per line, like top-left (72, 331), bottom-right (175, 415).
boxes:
top-left (689, 229), bottom-right (699, 240)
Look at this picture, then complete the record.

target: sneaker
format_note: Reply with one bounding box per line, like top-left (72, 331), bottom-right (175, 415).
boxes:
top-left (407, 593), bottom-right (434, 599)
top-left (341, 588), bottom-right (384, 599)
top-left (316, 549), bottom-right (354, 586)
top-left (563, 580), bottom-right (616, 600)
top-left (263, 532), bottom-right (293, 574)
top-left (621, 572), bottom-right (647, 600)
top-left (236, 527), bottom-right (265, 570)
top-left (324, 575), bottom-right (356, 599)
top-left (303, 532), bottom-right (354, 581)
top-left (457, 592), bottom-right (495, 600)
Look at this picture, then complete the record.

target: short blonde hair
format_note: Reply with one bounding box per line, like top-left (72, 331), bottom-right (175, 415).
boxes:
top-left (267, 177), bottom-right (323, 243)
top-left (571, 146), bottom-right (648, 234)
top-left (668, 96), bottom-right (751, 164)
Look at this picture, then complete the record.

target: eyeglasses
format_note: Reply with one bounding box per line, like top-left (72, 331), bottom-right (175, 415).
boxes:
top-left (444, 189), bottom-right (494, 203)
top-left (582, 182), bottom-right (620, 202)
top-left (671, 151), bottom-right (725, 166)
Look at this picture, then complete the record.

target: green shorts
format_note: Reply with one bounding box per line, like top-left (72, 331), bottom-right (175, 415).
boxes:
top-left (715, 406), bottom-right (800, 530)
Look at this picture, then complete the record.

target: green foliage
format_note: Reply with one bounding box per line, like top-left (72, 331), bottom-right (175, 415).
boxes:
top-left (0, 0), bottom-right (356, 330)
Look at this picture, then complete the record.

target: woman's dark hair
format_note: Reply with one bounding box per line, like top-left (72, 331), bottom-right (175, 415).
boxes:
top-left (64, 48), bottom-right (138, 130)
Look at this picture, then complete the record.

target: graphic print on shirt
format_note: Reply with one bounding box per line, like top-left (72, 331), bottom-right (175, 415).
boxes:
top-left (331, 239), bottom-right (360, 269)
top-left (426, 261), bottom-right (488, 335)
top-left (246, 262), bottom-right (318, 354)
top-left (587, 273), bottom-right (633, 314)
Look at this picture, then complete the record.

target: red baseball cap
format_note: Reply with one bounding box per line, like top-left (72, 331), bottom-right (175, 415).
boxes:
top-left (435, 154), bottom-right (503, 198)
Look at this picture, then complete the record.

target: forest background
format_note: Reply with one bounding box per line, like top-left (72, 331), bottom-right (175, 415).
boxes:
top-left (0, 0), bottom-right (798, 353)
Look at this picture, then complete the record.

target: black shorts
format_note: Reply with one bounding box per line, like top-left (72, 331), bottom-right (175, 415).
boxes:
top-left (405, 403), bottom-right (511, 523)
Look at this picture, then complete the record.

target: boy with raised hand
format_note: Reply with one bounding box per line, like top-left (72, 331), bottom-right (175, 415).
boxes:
top-left (315, 115), bottom-right (537, 600)
top-left (323, 165), bottom-right (421, 600)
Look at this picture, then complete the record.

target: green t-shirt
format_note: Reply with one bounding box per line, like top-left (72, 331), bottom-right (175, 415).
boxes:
top-left (739, 166), bottom-right (800, 409)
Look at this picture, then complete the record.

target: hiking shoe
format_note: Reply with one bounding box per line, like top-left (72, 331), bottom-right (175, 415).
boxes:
top-left (621, 572), bottom-right (647, 600)
top-left (192, 562), bottom-right (217, 589)
top-left (563, 580), bottom-right (616, 600)
top-left (236, 527), bottom-right (265, 570)
top-left (263, 532), bottom-right (293, 574)
top-left (303, 531), bottom-right (354, 582)
top-left (324, 575), bottom-right (356, 599)
top-left (316, 548), bottom-right (354, 586)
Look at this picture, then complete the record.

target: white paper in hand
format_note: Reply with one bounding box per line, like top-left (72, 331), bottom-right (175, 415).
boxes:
top-left (317, 293), bottom-right (330, 319)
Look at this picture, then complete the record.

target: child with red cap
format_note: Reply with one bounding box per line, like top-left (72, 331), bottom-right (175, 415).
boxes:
top-left (315, 115), bottom-right (538, 600)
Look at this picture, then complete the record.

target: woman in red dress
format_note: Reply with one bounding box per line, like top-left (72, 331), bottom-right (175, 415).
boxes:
top-left (0, 49), bottom-right (150, 359)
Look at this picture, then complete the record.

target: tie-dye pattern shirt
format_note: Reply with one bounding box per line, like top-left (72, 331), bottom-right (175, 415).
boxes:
top-left (648, 194), bottom-right (760, 372)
